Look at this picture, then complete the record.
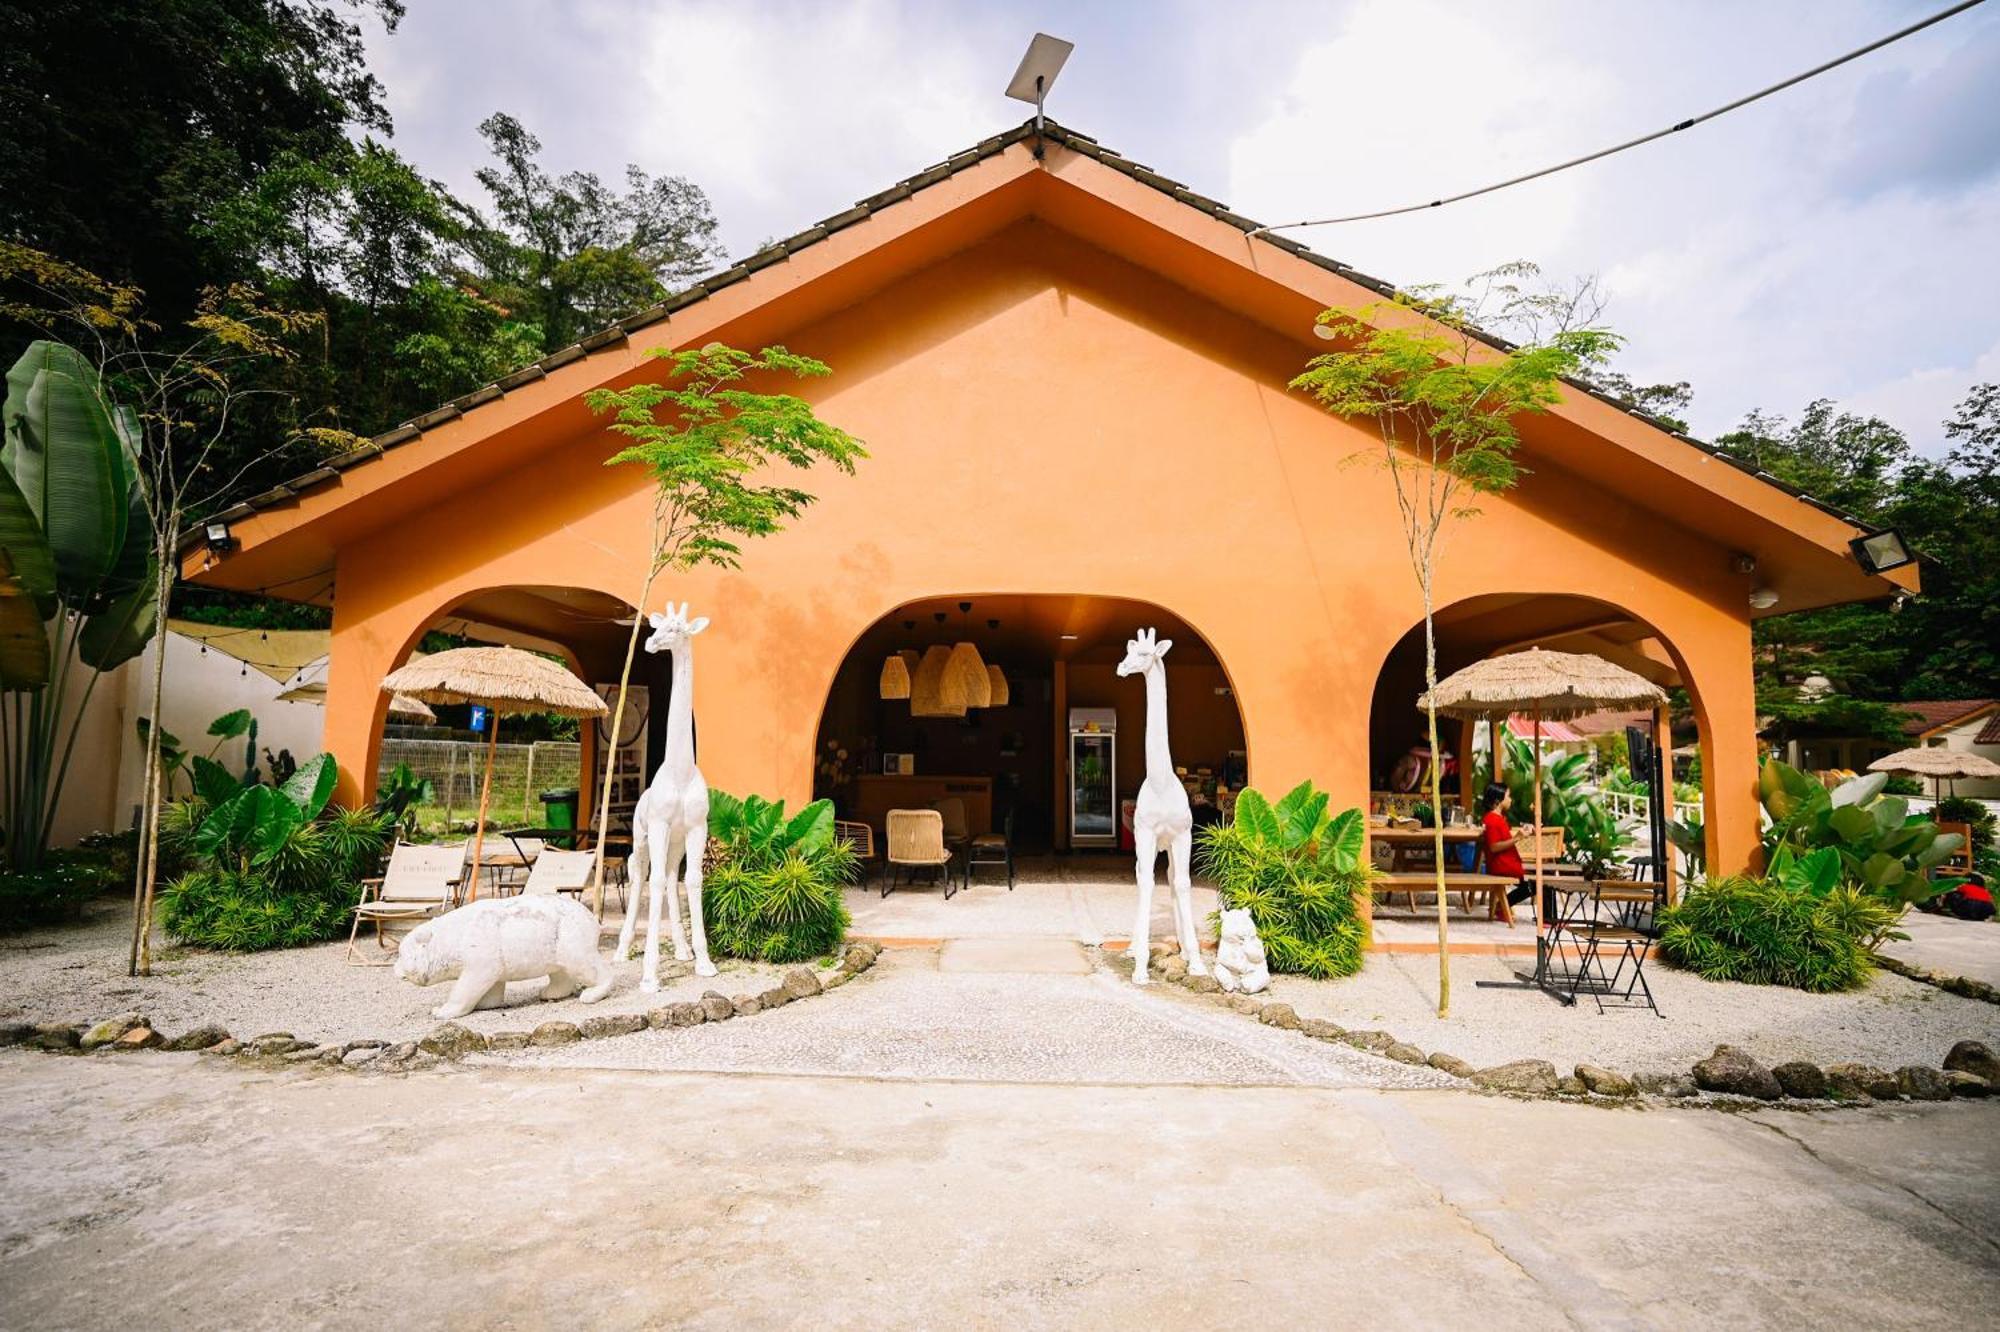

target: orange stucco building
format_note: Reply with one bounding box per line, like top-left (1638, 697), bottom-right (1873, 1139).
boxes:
top-left (182, 122), bottom-right (1917, 879)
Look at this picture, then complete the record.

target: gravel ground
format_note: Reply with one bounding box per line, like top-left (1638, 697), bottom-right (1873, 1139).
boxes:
top-left (1267, 949), bottom-right (2000, 1077)
top-left (0, 899), bottom-right (797, 1045)
top-left (504, 945), bottom-right (1454, 1089)
top-left (845, 856), bottom-right (1221, 943)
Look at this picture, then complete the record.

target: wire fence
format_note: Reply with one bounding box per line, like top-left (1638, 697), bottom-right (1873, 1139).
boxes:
top-left (378, 737), bottom-right (583, 834)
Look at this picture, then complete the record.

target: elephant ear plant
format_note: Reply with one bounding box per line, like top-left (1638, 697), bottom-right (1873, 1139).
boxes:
top-left (1758, 761), bottom-right (1962, 906)
top-left (694, 790), bottom-right (854, 963)
top-left (1196, 780), bottom-right (1371, 979)
top-left (160, 754), bottom-right (391, 952)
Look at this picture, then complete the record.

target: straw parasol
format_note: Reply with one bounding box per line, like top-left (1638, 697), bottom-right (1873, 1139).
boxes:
top-left (380, 646), bottom-right (606, 900)
top-left (279, 653), bottom-right (437, 722)
top-left (1421, 648), bottom-right (1668, 996)
top-left (1868, 746), bottom-right (2000, 799)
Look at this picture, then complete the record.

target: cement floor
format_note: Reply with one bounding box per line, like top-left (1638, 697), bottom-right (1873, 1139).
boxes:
top-left (2, 1052), bottom-right (1993, 1329)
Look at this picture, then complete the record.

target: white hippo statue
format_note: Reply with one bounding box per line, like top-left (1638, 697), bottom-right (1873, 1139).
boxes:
top-left (395, 895), bottom-right (614, 1019)
top-left (1212, 907), bottom-right (1271, 995)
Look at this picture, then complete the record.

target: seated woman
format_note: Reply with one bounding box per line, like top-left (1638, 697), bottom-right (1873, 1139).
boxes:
top-left (1477, 783), bottom-right (1532, 916)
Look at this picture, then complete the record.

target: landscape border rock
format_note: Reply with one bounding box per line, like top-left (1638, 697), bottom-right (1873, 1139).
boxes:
top-left (1874, 954), bottom-right (2000, 1006)
top-left (4, 936), bottom-right (885, 1075)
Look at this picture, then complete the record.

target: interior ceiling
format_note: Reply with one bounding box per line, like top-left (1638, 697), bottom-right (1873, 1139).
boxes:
top-left (437, 585), bottom-right (636, 669)
top-left (845, 594), bottom-right (1219, 668)
top-left (1431, 594), bottom-right (1683, 689)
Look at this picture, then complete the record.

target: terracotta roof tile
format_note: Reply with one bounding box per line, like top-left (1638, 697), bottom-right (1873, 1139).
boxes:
top-left (1899, 699), bottom-right (1999, 737)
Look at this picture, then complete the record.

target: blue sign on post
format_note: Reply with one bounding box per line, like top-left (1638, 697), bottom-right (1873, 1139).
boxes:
top-left (469, 705), bottom-right (489, 734)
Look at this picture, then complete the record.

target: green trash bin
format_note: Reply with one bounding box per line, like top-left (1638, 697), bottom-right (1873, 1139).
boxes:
top-left (540, 788), bottom-right (580, 848)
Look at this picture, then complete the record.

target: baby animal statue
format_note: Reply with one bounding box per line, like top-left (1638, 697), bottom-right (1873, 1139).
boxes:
top-left (395, 895), bottom-right (613, 1019)
top-left (616, 603), bottom-right (718, 988)
top-left (1211, 907), bottom-right (1271, 994)
top-left (1117, 627), bottom-right (1208, 985)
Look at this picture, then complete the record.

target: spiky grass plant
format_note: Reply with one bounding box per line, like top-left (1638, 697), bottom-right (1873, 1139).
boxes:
top-left (1657, 874), bottom-right (1895, 992)
top-left (1196, 782), bottom-right (1370, 980)
top-left (698, 791), bottom-right (854, 963)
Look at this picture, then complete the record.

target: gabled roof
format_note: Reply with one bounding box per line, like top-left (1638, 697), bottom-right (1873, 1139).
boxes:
top-left (1900, 698), bottom-right (1998, 739)
top-left (191, 118), bottom-right (1891, 554)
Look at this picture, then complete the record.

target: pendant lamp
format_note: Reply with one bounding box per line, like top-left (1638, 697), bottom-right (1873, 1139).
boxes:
top-left (910, 644), bottom-right (965, 717)
top-left (879, 653), bottom-right (911, 699)
top-left (942, 601), bottom-right (990, 708)
top-left (985, 664), bottom-right (1010, 706)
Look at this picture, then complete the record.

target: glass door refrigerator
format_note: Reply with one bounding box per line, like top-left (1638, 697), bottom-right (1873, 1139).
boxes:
top-left (1067, 708), bottom-right (1118, 848)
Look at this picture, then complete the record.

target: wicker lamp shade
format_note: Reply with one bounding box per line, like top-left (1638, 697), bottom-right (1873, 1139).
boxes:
top-left (899, 648), bottom-right (920, 670)
top-left (910, 644), bottom-right (965, 717)
top-left (879, 653), bottom-right (911, 699)
top-left (946, 642), bottom-right (991, 708)
top-left (985, 664), bottom-right (1010, 707)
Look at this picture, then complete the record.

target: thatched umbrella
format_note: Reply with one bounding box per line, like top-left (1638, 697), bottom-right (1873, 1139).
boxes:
top-left (279, 654), bottom-right (438, 723)
top-left (381, 646), bottom-right (606, 899)
top-left (1868, 746), bottom-right (2000, 800)
top-left (1421, 648), bottom-right (1668, 989)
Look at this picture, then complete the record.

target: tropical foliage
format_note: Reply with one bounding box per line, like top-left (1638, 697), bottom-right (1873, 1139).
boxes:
top-left (1757, 760), bottom-right (1960, 906)
top-left (1476, 727), bottom-right (1634, 879)
top-left (1196, 781), bottom-right (1371, 980)
top-left (160, 753), bottom-right (389, 951)
top-left (1658, 845), bottom-right (1900, 992)
top-left (696, 790), bottom-right (854, 964)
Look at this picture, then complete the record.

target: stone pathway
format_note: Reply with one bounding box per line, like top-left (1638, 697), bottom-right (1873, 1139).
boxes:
top-left (499, 943), bottom-right (1452, 1089)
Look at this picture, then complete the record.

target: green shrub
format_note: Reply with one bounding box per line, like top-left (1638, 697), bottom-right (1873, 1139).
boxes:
top-left (1882, 774), bottom-right (1925, 797)
top-left (698, 791), bottom-right (853, 963)
top-left (1758, 760), bottom-right (1960, 906)
top-left (1658, 847), bottom-right (1899, 993)
top-left (1196, 781), bottom-right (1369, 979)
top-left (0, 833), bottom-right (137, 933)
top-left (161, 755), bottom-right (390, 952)
top-left (1934, 795), bottom-right (1997, 851)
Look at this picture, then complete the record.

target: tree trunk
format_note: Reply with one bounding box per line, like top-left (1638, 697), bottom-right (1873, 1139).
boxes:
top-left (1422, 583), bottom-right (1450, 1019)
top-left (466, 713), bottom-right (499, 902)
top-left (589, 565), bottom-right (659, 920)
top-left (130, 551), bottom-right (174, 976)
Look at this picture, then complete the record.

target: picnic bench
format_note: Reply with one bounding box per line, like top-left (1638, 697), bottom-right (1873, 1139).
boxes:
top-left (1373, 870), bottom-right (1519, 924)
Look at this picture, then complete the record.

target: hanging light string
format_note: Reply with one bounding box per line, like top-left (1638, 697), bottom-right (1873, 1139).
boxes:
top-left (1248, 0), bottom-right (1988, 235)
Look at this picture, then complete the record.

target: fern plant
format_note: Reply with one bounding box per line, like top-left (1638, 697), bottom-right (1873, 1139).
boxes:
top-left (698, 790), bottom-right (854, 963)
top-left (1196, 780), bottom-right (1371, 979)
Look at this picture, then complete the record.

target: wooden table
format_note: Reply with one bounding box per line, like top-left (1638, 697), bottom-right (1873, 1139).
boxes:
top-left (1370, 825), bottom-right (1482, 878)
top-left (1374, 870), bottom-right (1519, 923)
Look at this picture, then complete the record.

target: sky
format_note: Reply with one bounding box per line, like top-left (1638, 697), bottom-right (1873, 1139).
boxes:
top-left (362, 0), bottom-right (2000, 456)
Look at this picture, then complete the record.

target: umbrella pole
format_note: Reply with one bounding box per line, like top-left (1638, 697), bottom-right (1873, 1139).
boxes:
top-left (468, 713), bottom-right (499, 903)
top-left (1533, 705), bottom-right (1546, 984)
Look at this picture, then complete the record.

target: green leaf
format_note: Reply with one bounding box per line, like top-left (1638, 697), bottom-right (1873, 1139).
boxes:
top-left (784, 798), bottom-right (834, 854)
top-left (1859, 852), bottom-right (1905, 890)
top-left (1826, 805), bottom-right (1877, 845)
top-left (0, 457), bottom-right (56, 617)
top-left (1915, 833), bottom-right (1963, 871)
top-left (1234, 788), bottom-right (1280, 844)
top-left (208, 709), bottom-right (255, 740)
top-left (279, 753), bottom-right (338, 819)
top-left (76, 568), bottom-right (157, 670)
top-left (1797, 847), bottom-right (1843, 896)
top-left (1279, 787), bottom-right (1329, 850)
top-left (1829, 772), bottom-right (1886, 808)
top-left (0, 549), bottom-right (50, 689)
top-left (1321, 807), bottom-right (1365, 873)
top-left (3, 344), bottom-right (127, 600)
top-left (190, 756), bottom-right (244, 806)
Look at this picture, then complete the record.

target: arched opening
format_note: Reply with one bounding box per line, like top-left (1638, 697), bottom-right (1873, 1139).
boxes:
top-left (373, 583), bottom-right (646, 841)
top-left (1365, 592), bottom-right (1701, 905)
top-left (813, 594), bottom-right (1248, 860)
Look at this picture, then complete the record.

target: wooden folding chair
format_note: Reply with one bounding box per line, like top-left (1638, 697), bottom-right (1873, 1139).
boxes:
top-left (346, 842), bottom-right (464, 964)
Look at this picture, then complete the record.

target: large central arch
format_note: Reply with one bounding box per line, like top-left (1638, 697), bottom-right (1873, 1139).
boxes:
top-left (811, 593), bottom-right (1248, 855)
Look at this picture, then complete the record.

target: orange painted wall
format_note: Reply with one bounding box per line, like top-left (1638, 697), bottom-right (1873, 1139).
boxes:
top-left (318, 218), bottom-right (1763, 873)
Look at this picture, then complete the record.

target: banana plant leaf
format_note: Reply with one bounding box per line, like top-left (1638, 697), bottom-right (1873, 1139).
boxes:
top-left (75, 568), bottom-right (156, 671)
top-left (3, 345), bottom-right (127, 598)
top-left (0, 549), bottom-right (50, 689)
top-left (0, 461), bottom-right (56, 618)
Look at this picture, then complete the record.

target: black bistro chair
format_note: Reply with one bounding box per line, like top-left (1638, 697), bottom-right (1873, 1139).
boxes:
top-left (964, 808), bottom-right (1016, 890)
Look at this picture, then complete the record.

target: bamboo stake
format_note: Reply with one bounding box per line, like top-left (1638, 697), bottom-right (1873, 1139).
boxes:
top-left (1532, 704), bottom-right (1546, 981)
top-left (467, 712), bottom-right (499, 902)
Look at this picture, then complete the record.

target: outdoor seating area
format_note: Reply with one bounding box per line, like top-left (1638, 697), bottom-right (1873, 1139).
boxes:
top-left (344, 833), bottom-right (627, 963)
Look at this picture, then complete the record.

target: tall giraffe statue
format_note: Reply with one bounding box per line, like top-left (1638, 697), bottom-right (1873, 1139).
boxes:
top-left (1117, 627), bottom-right (1207, 984)
top-left (616, 603), bottom-right (717, 988)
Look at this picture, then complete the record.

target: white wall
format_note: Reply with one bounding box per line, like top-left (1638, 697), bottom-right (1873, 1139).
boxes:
top-left (1926, 716), bottom-right (2000, 801)
top-left (44, 631), bottom-right (327, 847)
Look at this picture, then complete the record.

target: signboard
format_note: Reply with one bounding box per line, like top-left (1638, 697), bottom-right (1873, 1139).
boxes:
top-left (469, 704), bottom-right (489, 734)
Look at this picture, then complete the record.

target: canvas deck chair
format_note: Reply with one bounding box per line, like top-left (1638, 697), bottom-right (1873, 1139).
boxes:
top-left (346, 842), bottom-right (464, 964)
top-left (520, 847), bottom-right (596, 898)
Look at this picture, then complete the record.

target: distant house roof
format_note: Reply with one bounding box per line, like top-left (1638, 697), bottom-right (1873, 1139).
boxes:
top-left (1977, 713), bottom-right (2000, 746)
top-left (1565, 708), bottom-right (1655, 737)
top-left (184, 118), bottom-right (1886, 557)
top-left (1899, 698), bottom-right (1998, 739)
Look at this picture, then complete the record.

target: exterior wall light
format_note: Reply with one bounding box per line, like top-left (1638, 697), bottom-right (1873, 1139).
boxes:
top-left (204, 521), bottom-right (233, 550)
top-left (1849, 529), bottom-right (1913, 575)
top-left (1748, 586), bottom-right (1780, 610)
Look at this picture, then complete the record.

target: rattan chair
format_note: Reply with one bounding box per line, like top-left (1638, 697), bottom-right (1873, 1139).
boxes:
top-left (835, 819), bottom-right (878, 888)
top-left (885, 809), bottom-right (956, 899)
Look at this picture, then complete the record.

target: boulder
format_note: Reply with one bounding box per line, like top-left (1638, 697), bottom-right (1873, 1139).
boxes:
top-left (1945, 1070), bottom-right (1990, 1098)
top-left (28, 1023), bottom-right (83, 1052)
top-left (1576, 1064), bottom-right (1636, 1097)
top-left (1942, 1040), bottom-right (2000, 1084)
top-left (1427, 1052), bottom-right (1476, 1079)
top-left (1257, 1003), bottom-right (1301, 1030)
top-left (1633, 1071), bottom-right (1699, 1098)
top-left (1472, 1060), bottom-right (1560, 1095)
top-left (342, 1045), bottom-right (384, 1067)
top-left (248, 1036), bottom-right (305, 1057)
top-left (701, 991), bottom-right (734, 1022)
top-left (732, 995), bottom-right (762, 1018)
top-left (284, 1046), bottom-right (329, 1062)
top-left (1226, 995), bottom-right (1263, 1017)
top-left (528, 1022), bottom-right (582, 1047)
top-left (1896, 1065), bottom-right (1952, 1102)
top-left (580, 1013), bottom-right (646, 1040)
top-left (1556, 1075), bottom-right (1588, 1097)
top-left (80, 1012), bottom-right (144, 1050)
top-left (758, 987), bottom-right (792, 1010)
top-left (1771, 1061), bottom-right (1830, 1100)
top-left (823, 970), bottom-right (852, 991)
top-left (377, 1041), bottom-right (418, 1064)
top-left (665, 1002), bottom-right (704, 1027)
top-left (842, 944), bottom-right (874, 972)
top-left (112, 1026), bottom-right (164, 1050)
top-left (203, 1038), bottom-right (244, 1057)
top-left (1344, 1030), bottom-right (1396, 1053)
top-left (1185, 974), bottom-right (1222, 994)
top-left (1300, 1018), bottom-right (1345, 1041)
top-left (0, 1022), bottom-right (38, 1046)
top-left (1691, 1045), bottom-right (1782, 1100)
top-left (247, 1031), bottom-right (295, 1046)
top-left (161, 1024), bottom-right (231, 1052)
top-left (487, 1032), bottom-right (531, 1050)
top-left (1385, 1042), bottom-right (1427, 1066)
top-left (782, 968), bottom-right (823, 1001)
top-left (419, 1023), bottom-right (489, 1057)
top-left (1160, 957), bottom-right (1189, 983)
top-left (1824, 1062), bottom-right (1900, 1101)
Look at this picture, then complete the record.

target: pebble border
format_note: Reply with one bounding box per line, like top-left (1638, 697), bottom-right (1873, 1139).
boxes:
top-left (1873, 952), bottom-right (2000, 1006)
top-left (0, 941), bottom-right (884, 1074)
top-left (1121, 941), bottom-right (2000, 1110)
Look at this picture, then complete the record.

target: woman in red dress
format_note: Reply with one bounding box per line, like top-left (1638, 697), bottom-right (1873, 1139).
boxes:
top-left (1478, 782), bottom-right (1531, 918)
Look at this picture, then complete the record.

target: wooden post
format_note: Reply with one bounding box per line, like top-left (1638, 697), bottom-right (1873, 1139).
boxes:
top-left (1532, 704), bottom-right (1546, 971)
top-left (467, 714), bottom-right (499, 902)
top-left (443, 744), bottom-right (456, 832)
top-left (522, 742), bottom-right (536, 823)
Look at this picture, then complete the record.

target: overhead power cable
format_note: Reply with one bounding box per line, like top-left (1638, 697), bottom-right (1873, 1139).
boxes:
top-left (1248, 0), bottom-right (1988, 235)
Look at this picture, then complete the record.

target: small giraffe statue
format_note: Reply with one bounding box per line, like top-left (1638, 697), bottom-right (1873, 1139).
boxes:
top-left (616, 603), bottom-right (717, 988)
top-left (1117, 627), bottom-right (1207, 984)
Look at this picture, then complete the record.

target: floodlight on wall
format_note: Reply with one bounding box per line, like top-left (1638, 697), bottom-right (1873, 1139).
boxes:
top-left (1005, 32), bottom-right (1074, 158)
top-left (1849, 528), bottom-right (1914, 575)
top-left (204, 521), bottom-right (234, 550)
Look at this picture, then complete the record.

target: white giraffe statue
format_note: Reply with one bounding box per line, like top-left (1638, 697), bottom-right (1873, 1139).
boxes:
top-left (1117, 627), bottom-right (1207, 985)
top-left (616, 603), bottom-right (717, 988)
